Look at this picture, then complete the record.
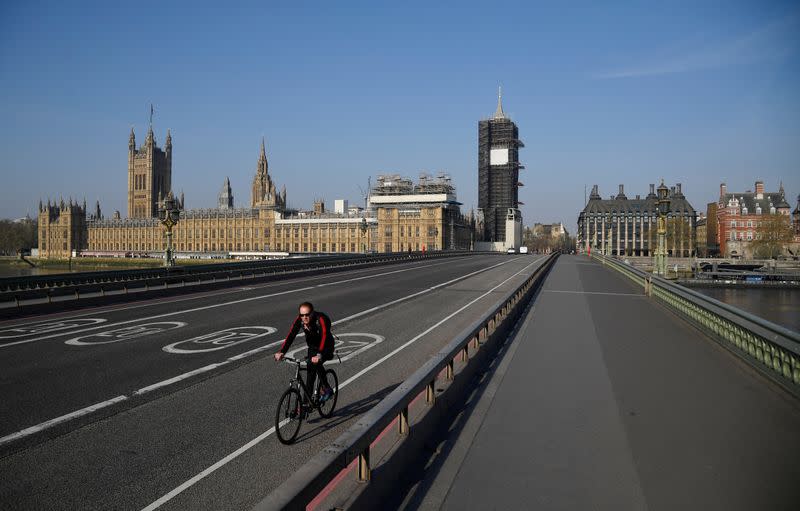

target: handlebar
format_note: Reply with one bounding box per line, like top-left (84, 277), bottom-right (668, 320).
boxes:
top-left (277, 352), bottom-right (340, 364)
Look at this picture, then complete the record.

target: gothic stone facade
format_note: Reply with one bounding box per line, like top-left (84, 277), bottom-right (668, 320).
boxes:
top-left (38, 128), bottom-right (473, 259)
top-left (37, 199), bottom-right (87, 259)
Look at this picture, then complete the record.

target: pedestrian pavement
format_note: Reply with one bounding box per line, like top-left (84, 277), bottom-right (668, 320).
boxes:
top-left (406, 255), bottom-right (800, 511)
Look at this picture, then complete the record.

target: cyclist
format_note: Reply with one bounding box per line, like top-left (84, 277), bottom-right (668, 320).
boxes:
top-left (274, 302), bottom-right (335, 403)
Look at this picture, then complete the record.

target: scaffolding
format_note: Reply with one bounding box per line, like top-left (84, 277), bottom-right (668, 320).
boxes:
top-left (415, 172), bottom-right (456, 195)
top-left (478, 115), bottom-right (523, 243)
top-left (372, 174), bottom-right (414, 196)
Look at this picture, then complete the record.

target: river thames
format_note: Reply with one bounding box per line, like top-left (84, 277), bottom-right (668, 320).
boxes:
top-left (695, 287), bottom-right (799, 333)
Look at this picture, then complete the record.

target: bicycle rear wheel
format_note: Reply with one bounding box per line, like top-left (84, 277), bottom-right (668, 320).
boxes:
top-left (275, 388), bottom-right (303, 444)
top-left (316, 369), bottom-right (339, 418)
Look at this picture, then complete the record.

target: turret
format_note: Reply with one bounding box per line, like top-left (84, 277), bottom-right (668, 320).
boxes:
top-left (129, 127), bottom-right (136, 151)
top-left (146, 124), bottom-right (154, 147)
top-left (165, 129), bottom-right (172, 158)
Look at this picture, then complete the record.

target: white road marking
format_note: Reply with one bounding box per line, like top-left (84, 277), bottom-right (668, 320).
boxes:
top-left (0, 257), bottom-right (533, 458)
top-left (0, 318), bottom-right (106, 340)
top-left (140, 257), bottom-right (544, 510)
top-left (544, 290), bottom-right (644, 297)
top-left (0, 259), bottom-right (480, 349)
top-left (0, 259), bottom-right (455, 329)
top-left (163, 327), bottom-right (277, 354)
top-left (0, 395), bottom-right (128, 447)
top-left (64, 322), bottom-right (188, 346)
top-left (285, 333), bottom-right (384, 364)
top-left (134, 363), bottom-right (229, 395)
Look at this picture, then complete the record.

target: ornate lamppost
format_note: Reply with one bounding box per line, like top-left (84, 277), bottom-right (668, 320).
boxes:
top-left (654, 180), bottom-right (671, 276)
top-left (428, 226), bottom-right (439, 251)
top-left (159, 192), bottom-right (181, 267)
top-left (359, 217), bottom-right (368, 253)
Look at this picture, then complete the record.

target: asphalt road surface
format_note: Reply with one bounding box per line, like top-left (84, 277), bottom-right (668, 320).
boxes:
top-left (0, 254), bottom-right (546, 510)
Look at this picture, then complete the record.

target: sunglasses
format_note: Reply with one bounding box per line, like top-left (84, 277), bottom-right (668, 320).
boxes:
top-left (299, 313), bottom-right (312, 317)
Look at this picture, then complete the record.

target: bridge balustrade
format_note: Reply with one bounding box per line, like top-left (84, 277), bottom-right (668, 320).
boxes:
top-left (253, 252), bottom-right (559, 511)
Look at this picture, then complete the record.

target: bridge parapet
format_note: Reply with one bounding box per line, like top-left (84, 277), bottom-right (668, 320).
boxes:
top-left (593, 252), bottom-right (800, 396)
top-left (253, 253), bottom-right (559, 510)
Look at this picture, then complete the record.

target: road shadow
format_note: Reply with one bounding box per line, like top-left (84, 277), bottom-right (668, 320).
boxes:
top-left (292, 382), bottom-right (399, 444)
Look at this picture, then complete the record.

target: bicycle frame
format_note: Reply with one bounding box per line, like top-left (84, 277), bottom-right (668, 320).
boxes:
top-left (282, 356), bottom-right (316, 404)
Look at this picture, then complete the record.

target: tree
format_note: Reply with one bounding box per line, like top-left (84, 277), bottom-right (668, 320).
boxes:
top-left (666, 217), bottom-right (692, 256)
top-left (752, 214), bottom-right (793, 259)
top-left (0, 218), bottom-right (38, 255)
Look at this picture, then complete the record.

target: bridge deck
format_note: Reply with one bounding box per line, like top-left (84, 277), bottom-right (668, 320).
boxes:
top-left (409, 255), bottom-right (800, 510)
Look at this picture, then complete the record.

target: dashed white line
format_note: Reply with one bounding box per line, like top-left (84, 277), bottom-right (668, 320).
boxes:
top-left (0, 258), bottom-right (522, 449)
top-left (0, 396), bottom-right (128, 447)
top-left (0, 260), bottom-right (475, 349)
top-left (140, 257), bottom-right (544, 510)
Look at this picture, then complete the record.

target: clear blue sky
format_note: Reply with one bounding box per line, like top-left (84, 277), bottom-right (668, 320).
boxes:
top-left (2, 1), bottom-right (799, 230)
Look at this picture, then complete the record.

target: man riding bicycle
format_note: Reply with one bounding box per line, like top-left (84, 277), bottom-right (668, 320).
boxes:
top-left (274, 302), bottom-right (335, 403)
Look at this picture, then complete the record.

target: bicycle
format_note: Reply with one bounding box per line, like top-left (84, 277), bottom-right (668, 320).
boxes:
top-left (274, 355), bottom-right (339, 445)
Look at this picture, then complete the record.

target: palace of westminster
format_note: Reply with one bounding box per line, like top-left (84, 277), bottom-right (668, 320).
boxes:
top-left (37, 123), bottom-right (478, 260)
top-left (37, 93), bottom-right (539, 260)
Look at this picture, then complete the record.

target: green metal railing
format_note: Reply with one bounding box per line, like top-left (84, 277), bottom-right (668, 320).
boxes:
top-left (592, 252), bottom-right (800, 395)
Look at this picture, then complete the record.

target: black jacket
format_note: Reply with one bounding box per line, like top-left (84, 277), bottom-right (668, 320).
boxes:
top-left (279, 311), bottom-right (334, 357)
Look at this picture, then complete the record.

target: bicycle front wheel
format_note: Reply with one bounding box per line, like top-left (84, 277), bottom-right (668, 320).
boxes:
top-left (316, 369), bottom-right (339, 418)
top-left (275, 388), bottom-right (303, 444)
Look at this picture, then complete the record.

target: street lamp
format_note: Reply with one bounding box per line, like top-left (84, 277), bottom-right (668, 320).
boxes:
top-left (655, 180), bottom-right (671, 276)
top-left (428, 226), bottom-right (439, 251)
top-left (359, 217), bottom-right (368, 253)
top-left (158, 191), bottom-right (181, 267)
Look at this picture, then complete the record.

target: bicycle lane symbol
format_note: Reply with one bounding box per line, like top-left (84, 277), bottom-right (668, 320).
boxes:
top-left (284, 333), bottom-right (384, 364)
top-left (0, 318), bottom-right (107, 341)
top-left (64, 322), bottom-right (187, 346)
top-left (162, 326), bottom-right (278, 354)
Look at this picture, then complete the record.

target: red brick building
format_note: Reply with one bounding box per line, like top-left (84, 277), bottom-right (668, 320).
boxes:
top-left (716, 181), bottom-right (791, 258)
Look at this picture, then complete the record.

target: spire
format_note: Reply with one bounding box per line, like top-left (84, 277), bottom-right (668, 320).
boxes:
top-left (779, 181), bottom-right (785, 196)
top-left (129, 127), bottom-right (136, 151)
top-left (260, 136), bottom-right (267, 161)
top-left (166, 129), bottom-right (172, 147)
top-left (493, 86), bottom-right (506, 120)
top-left (146, 105), bottom-right (154, 144)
